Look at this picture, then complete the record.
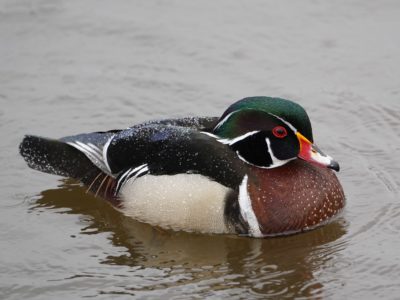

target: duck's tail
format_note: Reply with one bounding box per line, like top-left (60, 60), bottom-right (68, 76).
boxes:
top-left (20, 135), bottom-right (95, 178)
top-left (19, 135), bottom-right (118, 201)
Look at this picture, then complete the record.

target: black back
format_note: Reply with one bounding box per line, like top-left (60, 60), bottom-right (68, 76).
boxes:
top-left (107, 124), bottom-right (246, 189)
top-left (20, 117), bottom-right (246, 189)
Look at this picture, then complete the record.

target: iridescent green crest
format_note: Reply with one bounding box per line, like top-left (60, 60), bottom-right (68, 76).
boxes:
top-left (214, 97), bottom-right (313, 142)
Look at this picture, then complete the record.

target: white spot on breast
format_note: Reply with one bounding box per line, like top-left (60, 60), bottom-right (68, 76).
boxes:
top-left (119, 174), bottom-right (233, 234)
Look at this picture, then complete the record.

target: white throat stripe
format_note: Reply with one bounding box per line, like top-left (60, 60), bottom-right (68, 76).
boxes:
top-left (265, 138), bottom-right (295, 168)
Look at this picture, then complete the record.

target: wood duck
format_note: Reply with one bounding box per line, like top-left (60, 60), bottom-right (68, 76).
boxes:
top-left (20, 96), bottom-right (345, 237)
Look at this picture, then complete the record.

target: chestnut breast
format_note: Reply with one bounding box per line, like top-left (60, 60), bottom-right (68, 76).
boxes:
top-left (247, 160), bottom-right (345, 236)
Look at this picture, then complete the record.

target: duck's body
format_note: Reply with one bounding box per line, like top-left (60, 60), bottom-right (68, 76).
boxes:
top-left (20, 97), bottom-right (345, 237)
top-left (120, 173), bottom-right (232, 234)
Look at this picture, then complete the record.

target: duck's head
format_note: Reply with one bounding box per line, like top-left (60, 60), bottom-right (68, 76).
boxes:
top-left (213, 96), bottom-right (339, 171)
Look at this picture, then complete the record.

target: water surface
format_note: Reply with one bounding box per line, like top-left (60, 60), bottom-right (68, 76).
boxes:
top-left (1, 0), bottom-right (400, 299)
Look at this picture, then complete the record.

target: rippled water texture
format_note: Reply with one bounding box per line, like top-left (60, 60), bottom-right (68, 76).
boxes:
top-left (1, 0), bottom-right (400, 299)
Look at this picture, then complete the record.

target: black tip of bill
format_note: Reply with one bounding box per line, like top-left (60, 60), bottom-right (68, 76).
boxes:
top-left (328, 160), bottom-right (340, 172)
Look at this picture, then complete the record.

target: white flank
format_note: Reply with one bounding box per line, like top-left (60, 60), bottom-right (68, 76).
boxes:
top-left (238, 175), bottom-right (263, 237)
top-left (119, 174), bottom-right (234, 234)
top-left (265, 138), bottom-right (295, 168)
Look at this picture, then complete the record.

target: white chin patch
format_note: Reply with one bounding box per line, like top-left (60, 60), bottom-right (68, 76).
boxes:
top-left (265, 138), bottom-right (295, 168)
top-left (311, 151), bottom-right (333, 165)
top-left (118, 174), bottom-right (234, 234)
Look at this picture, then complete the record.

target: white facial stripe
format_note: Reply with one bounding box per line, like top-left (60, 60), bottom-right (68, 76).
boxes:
top-left (200, 131), bottom-right (219, 139)
top-left (268, 113), bottom-right (297, 133)
top-left (236, 151), bottom-right (254, 166)
top-left (238, 175), bottom-right (263, 237)
top-left (202, 130), bottom-right (294, 169)
top-left (265, 138), bottom-right (295, 168)
top-left (214, 110), bottom-right (239, 131)
top-left (201, 130), bottom-right (260, 146)
top-left (218, 130), bottom-right (259, 145)
top-left (235, 142), bottom-right (294, 169)
top-left (215, 109), bottom-right (298, 134)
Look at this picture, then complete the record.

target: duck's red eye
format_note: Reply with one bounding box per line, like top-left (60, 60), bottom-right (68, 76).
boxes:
top-left (272, 126), bottom-right (287, 138)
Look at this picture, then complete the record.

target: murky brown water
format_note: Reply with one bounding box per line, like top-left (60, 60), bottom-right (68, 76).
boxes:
top-left (1, 0), bottom-right (400, 299)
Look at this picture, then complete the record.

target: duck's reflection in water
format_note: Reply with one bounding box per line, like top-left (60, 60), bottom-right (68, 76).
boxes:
top-left (32, 179), bottom-right (347, 298)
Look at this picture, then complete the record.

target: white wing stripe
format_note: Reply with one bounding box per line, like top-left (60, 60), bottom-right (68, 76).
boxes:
top-left (102, 136), bottom-right (114, 173)
top-left (87, 143), bottom-right (101, 152)
top-left (75, 141), bottom-right (103, 163)
top-left (126, 165), bottom-right (149, 184)
top-left (115, 164), bottom-right (148, 196)
top-left (115, 167), bottom-right (138, 193)
top-left (67, 141), bottom-right (111, 176)
top-left (68, 142), bottom-right (97, 162)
